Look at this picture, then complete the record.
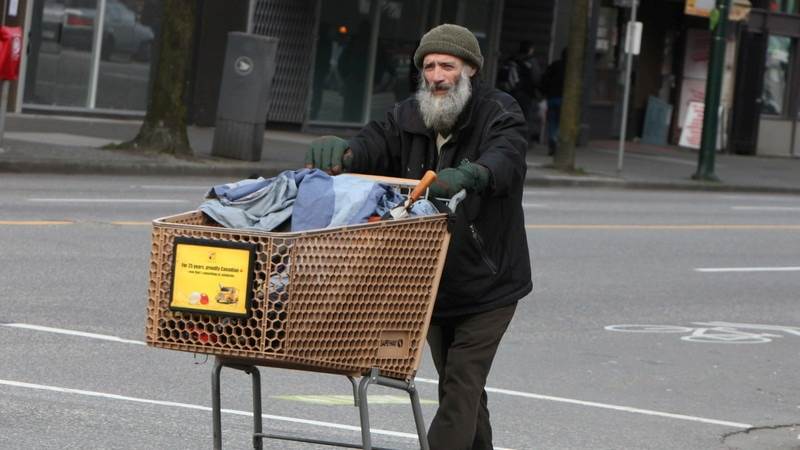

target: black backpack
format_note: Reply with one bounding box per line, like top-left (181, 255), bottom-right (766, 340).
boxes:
top-left (497, 58), bottom-right (521, 92)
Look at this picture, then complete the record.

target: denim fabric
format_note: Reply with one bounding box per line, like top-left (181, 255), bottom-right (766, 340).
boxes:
top-left (201, 170), bottom-right (436, 232)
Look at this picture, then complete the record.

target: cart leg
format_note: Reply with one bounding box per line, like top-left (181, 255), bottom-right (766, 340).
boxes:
top-left (407, 381), bottom-right (429, 450)
top-left (347, 375), bottom-right (360, 406)
top-left (357, 372), bottom-right (375, 450)
top-left (212, 358), bottom-right (224, 450)
top-left (247, 366), bottom-right (263, 450)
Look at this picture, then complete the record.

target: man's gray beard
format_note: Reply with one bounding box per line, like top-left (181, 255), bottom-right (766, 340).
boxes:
top-left (416, 70), bottom-right (472, 135)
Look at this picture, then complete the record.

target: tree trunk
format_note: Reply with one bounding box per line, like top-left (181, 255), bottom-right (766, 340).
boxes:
top-left (119, 0), bottom-right (197, 156)
top-left (554, 0), bottom-right (590, 172)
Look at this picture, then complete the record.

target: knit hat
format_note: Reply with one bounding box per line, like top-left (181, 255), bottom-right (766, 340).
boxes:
top-left (413, 24), bottom-right (483, 71)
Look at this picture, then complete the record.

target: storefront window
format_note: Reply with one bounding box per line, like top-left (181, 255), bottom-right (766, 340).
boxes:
top-left (23, 0), bottom-right (158, 112)
top-left (761, 35), bottom-right (792, 116)
top-left (24, 0), bottom-right (98, 107)
top-left (440, 0), bottom-right (494, 68)
top-left (368, 1), bottom-right (426, 120)
top-left (309, 0), bottom-right (500, 126)
top-left (95, 0), bottom-right (160, 110)
top-left (309, 0), bottom-right (373, 123)
top-left (768, 0), bottom-right (798, 12)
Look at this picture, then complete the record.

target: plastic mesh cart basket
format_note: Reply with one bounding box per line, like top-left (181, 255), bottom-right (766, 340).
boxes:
top-left (145, 177), bottom-right (452, 449)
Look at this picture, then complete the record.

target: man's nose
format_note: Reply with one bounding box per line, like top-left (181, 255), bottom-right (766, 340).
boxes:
top-left (431, 66), bottom-right (447, 84)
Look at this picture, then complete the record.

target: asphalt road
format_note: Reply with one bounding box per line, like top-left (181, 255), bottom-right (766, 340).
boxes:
top-left (1, 173), bottom-right (799, 450)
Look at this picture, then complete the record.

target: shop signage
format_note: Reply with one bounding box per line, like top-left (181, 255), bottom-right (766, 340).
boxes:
top-left (679, 102), bottom-right (705, 149)
top-left (685, 0), bottom-right (752, 20)
top-left (169, 238), bottom-right (255, 317)
top-left (679, 102), bottom-right (724, 150)
top-left (685, 0), bottom-right (715, 17)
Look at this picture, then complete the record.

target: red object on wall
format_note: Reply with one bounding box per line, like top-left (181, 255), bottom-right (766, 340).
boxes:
top-left (0, 27), bottom-right (22, 81)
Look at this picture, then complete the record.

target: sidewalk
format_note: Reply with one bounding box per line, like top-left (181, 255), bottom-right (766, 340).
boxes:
top-left (1, 114), bottom-right (799, 194)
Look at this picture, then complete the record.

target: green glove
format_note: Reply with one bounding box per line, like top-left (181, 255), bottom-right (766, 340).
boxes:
top-left (305, 135), bottom-right (352, 174)
top-left (429, 160), bottom-right (491, 198)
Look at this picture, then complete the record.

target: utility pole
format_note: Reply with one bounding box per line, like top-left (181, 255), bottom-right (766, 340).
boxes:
top-left (617, 0), bottom-right (640, 174)
top-left (693, 0), bottom-right (732, 181)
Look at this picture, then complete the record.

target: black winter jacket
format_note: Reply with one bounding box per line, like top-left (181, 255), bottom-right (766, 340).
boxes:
top-left (348, 79), bottom-right (533, 318)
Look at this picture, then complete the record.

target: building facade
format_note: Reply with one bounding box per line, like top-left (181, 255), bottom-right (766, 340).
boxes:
top-left (8, 0), bottom-right (798, 156)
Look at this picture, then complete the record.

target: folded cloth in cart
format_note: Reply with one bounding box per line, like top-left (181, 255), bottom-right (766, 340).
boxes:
top-left (200, 170), bottom-right (436, 232)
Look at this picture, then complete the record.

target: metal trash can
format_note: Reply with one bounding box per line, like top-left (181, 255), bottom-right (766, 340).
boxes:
top-left (212, 32), bottom-right (278, 161)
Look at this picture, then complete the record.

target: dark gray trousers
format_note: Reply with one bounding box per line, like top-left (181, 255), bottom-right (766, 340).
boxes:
top-left (426, 302), bottom-right (517, 450)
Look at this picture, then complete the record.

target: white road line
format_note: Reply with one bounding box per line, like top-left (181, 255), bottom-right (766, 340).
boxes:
top-left (1, 323), bottom-right (750, 432)
top-left (0, 379), bottom-right (417, 440)
top-left (0, 323), bottom-right (145, 345)
top-left (695, 266), bottom-right (800, 273)
top-left (414, 381), bottom-right (751, 429)
top-left (27, 198), bottom-right (189, 204)
top-left (732, 206), bottom-right (800, 211)
top-left (522, 203), bottom-right (548, 208)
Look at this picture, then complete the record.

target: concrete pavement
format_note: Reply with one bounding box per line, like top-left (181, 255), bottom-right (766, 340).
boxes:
top-left (1, 113), bottom-right (799, 194)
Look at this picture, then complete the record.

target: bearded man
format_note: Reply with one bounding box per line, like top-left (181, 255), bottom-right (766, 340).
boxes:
top-left (304, 23), bottom-right (532, 450)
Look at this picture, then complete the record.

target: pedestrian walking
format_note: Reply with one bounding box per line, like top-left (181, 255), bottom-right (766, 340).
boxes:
top-left (542, 48), bottom-right (567, 155)
top-left (303, 23), bottom-right (532, 450)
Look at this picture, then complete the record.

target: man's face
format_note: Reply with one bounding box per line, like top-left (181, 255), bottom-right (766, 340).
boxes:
top-left (422, 53), bottom-right (475, 96)
top-left (416, 53), bottom-right (476, 134)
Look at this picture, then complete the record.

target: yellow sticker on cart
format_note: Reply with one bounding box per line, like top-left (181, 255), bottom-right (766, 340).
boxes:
top-left (169, 238), bottom-right (255, 317)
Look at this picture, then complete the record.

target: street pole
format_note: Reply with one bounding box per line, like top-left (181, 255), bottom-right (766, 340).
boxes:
top-left (0, 2), bottom-right (7, 151)
top-left (617, 0), bottom-right (638, 174)
top-left (693, 0), bottom-right (732, 181)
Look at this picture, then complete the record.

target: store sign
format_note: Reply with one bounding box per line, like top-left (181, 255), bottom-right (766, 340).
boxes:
top-left (685, 0), bottom-right (752, 20)
top-left (685, 0), bottom-right (715, 17)
top-left (679, 102), bottom-right (725, 150)
top-left (169, 238), bottom-right (255, 317)
top-left (679, 102), bottom-right (706, 149)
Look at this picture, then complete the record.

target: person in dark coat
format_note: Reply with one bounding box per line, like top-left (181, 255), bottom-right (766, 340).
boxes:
top-left (499, 41), bottom-right (543, 142)
top-left (303, 23), bottom-right (532, 450)
top-left (541, 48), bottom-right (567, 155)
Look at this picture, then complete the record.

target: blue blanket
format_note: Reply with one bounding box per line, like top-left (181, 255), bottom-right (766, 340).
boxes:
top-left (200, 170), bottom-right (434, 232)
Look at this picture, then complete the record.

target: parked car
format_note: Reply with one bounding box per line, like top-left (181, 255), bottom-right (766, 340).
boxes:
top-left (58, 0), bottom-right (154, 61)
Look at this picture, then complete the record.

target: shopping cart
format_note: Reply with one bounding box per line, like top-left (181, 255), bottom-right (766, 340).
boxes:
top-left (145, 175), bottom-right (454, 449)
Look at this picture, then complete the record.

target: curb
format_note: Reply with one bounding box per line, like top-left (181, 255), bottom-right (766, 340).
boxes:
top-left (3, 159), bottom-right (800, 195)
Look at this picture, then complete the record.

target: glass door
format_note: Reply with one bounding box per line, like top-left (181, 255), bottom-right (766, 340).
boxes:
top-left (758, 35), bottom-right (797, 155)
top-left (309, 0), bottom-right (377, 124)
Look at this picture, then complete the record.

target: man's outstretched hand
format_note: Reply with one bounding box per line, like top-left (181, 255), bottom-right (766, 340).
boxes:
top-left (305, 135), bottom-right (352, 175)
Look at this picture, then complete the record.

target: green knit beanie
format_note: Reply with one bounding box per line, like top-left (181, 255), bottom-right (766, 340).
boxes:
top-left (413, 24), bottom-right (483, 71)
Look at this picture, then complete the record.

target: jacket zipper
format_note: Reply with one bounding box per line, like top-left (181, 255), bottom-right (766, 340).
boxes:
top-left (469, 223), bottom-right (498, 275)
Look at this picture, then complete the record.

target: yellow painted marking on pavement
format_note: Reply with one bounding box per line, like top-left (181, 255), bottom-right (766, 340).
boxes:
top-left (273, 394), bottom-right (437, 406)
top-left (0, 220), bottom-right (73, 225)
top-left (526, 224), bottom-right (800, 230)
top-left (0, 220), bottom-right (150, 226)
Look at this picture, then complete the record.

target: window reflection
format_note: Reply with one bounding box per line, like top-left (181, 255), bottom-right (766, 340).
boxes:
top-left (309, 0), bottom-right (371, 123)
top-left (761, 36), bottom-right (792, 116)
top-left (24, 0), bottom-right (97, 107)
top-left (24, 0), bottom-right (158, 111)
top-left (769, 0), bottom-right (798, 12)
top-left (95, 0), bottom-right (159, 110)
top-left (368, 1), bottom-right (424, 120)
